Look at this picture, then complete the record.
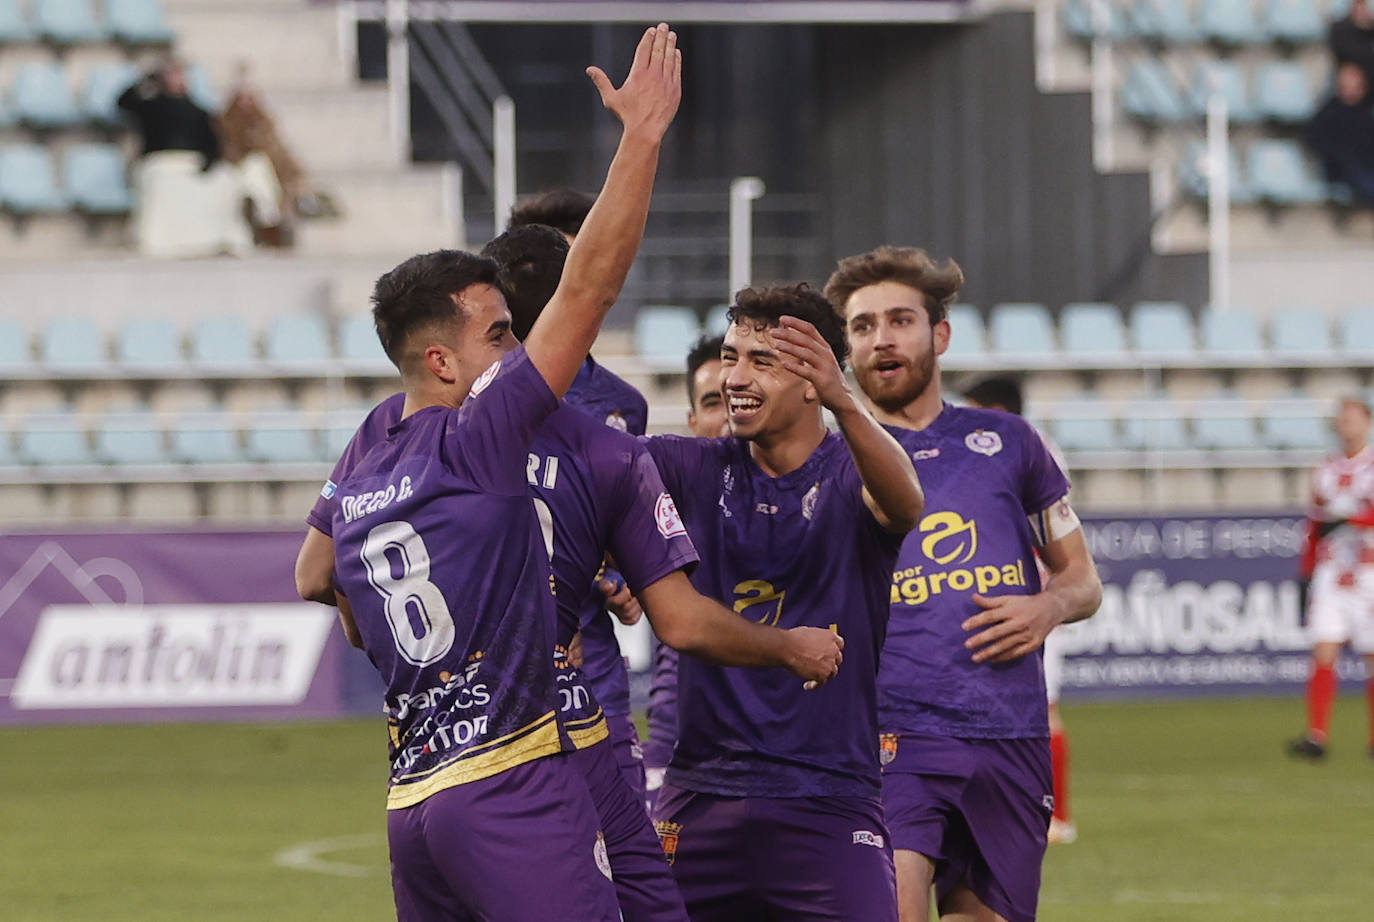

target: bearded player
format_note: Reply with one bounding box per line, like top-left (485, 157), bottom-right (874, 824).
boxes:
top-left (826, 246), bottom-right (1101, 922)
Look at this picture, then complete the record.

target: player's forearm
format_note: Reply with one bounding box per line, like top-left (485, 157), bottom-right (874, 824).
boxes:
top-left (1041, 557), bottom-right (1102, 627)
top-left (641, 577), bottom-right (790, 668)
top-left (335, 592), bottom-right (364, 649)
top-left (832, 396), bottom-right (924, 532)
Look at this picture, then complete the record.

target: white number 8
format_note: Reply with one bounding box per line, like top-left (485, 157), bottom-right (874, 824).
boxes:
top-left (362, 520), bottom-right (456, 665)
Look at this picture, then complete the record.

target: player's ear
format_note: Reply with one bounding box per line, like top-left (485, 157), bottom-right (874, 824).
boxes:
top-left (933, 318), bottom-right (951, 357)
top-left (424, 343), bottom-right (458, 384)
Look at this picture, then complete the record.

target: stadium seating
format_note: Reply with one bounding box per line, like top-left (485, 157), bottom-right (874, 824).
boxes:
top-left (1265, 0), bottom-right (1326, 44)
top-left (634, 306), bottom-right (700, 370)
top-left (0, 318), bottom-right (31, 372)
top-left (1063, 0), bottom-right (1132, 40)
top-left (170, 413), bottom-right (242, 465)
top-left (1198, 308), bottom-right (1265, 359)
top-left (1254, 60), bottom-right (1317, 123)
top-left (11, 61), bottom-right (83, 129)
top-left (189, 317), bottom-right (256, 369)
top-left (1120, 58), bottom-right (1190, 123)
top-left (339, 314), bottom-right (389, 366)
top-left (106, 0), bottom-right (174, 45)
top-left (94, 411), bottom-right (168, 465)
top-left (33, 0), bottom-right (107, 44)
top-left (1246, 140), bottom-right (1329, 205)
top-left (81, 62), bottom-right (138, 126)
top-left (988, 303), bottom-right (1057, 358)
top-left (19, 413), bottom-right (95, 466)
top-left (1129, 0), bottom-right (1200, 44)
top-left (1199, 0), bottom-right (1267, 45)
top-left (1052, 399), bottom-right (1119, 452)
top-left (1060, 303), bottom-right (1128, 357)
top-left (945, 304), bottom-right (986, 356)
top-left (1192, 394), bottom-right (1262, 451)
top-left (1262, 395), bottom-right (1331, 450)
top-left (1188, 60), bottom-right (1258, 123)
top-left (245, 420), bottom-right (319, 464)
top-left (1130, 301), bottom-right (1195, 358)
top-left (704, 305), bottom-right (732, 338)
top-left (116, 317), bottom-right (183, 369)
top-left (264, 313), bottom-right (332, 367)
top-left (1338, 306), bottom-right (1374, 360)
top-left (1269, 310), bottom-right (1332, 359)
top-left (186, 63), bottom-right (221, 113)
top-left (39, 317), bottom-right (108, 371)
top-left (0, 0), bottom-right (33, 42)
top-left (63, 144), bottom-right (133, 214)
top-left (1177, 141), bottom-right (1255, 203)
top-left (1121, 411), bottom-right (1191, 452)
top-left (0, 144), bottom-right (68, 212)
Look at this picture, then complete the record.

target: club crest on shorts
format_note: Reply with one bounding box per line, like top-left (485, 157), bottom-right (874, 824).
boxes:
top-left (1042, 794), bottom-right (1056, 814)
top-left (655, 493), bottom-right (687, 538)
top-left (852, 830), bottom-right (886, 849)
top-left (802, 482), bottom-right (820, 521)
top-left (654, 820), bottom-right (683, 866)
top-left (594, 831), bottom-right (613, 881)
top-left (879, 733), bottom-right (899, 767)
top-left (965, 430), bottom-right (1003, 457)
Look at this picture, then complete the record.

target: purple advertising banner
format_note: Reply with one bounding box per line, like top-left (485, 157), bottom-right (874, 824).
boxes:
top-left (0, 529), bottom-right (361, 725)
top-left (1061, 513), bottom-right (1369, 699)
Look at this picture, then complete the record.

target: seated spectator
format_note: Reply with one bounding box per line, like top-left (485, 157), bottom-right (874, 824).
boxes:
top-left (1329, 0), bottom-right (1374, 87)
top-left (1306, 63), bottom-right (1374, 205)
top-left (118, 60), bottom-right (219, 168)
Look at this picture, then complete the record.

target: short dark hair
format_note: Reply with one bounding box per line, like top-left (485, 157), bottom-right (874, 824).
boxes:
top-left (507, 189), bottom-right (595, 237)
top-left (371, 249), bottom-right (500, 368)
top-left (480, 225), bottom-right (569, 341)
top-left (962, 376), bottom-right (1024, 417)
top-left (824, 246), bottom-right (964, 327)
top-left (727, 283), bottom-right (848, 369)
top-left (685, 334), bottom-right (725, 404)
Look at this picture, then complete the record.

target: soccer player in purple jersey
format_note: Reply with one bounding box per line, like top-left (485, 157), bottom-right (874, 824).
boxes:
top-left (825, 246), bottom-right (1103, 922)
top-left (312, 26), bottom-right (682, 922)
top-left (644, 284), bottom-right (925, 922)
top-left (643, 334), bottom-right (727, 809)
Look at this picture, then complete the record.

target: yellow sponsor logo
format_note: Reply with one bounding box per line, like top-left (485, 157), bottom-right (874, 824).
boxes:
top-left (733, 579), bottom-right (786, 626)
top-left (890, 560), bottom-right (1028, 606)
top-left (919, 511), bottom-right (978, 565)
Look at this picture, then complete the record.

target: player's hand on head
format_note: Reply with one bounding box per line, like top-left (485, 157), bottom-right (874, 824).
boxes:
top-left (586, 22), bottom-right (682, 142)
top-left (961, 593), bottom-right (1056, 664)
top-left (599, 577), bottom-right (644, 626)
top-left (784, 626), bottom-right (845, 690)
top-left (771, 316), bottom-right (852, 413)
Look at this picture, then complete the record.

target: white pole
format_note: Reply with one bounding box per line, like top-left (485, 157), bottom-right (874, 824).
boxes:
top-left (1206, 75), bottom-right (1231, 313)
top-left (728, 176), bottom-right (765, 302)
top-left (385, 0), bottom-right (410, 163)
top-left (441, 162), bottom-right (465, 250)
top-left (1089, 0), bottom-right (1114, 171)
top-left (492, 96), bottom-right (517, 232)
top-left (337, 1), bottom-right (358, 84)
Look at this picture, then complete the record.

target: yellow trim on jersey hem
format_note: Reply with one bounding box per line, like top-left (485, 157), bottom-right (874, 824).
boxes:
top-left (386, 713), bottom-right (561, 810)
top-left (568, 713), bottom-right (609, 749)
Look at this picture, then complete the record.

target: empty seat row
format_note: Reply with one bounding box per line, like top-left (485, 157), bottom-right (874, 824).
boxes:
top-left (1044, 396), bottom-right (1336, 453)
top-left (1064, 0), bottom-right (1346, 47)
top-left (1176, 138), bottom-right (1336, 205)
top-left (0, 0), bottom-right (172, 45)
top-left (1120, 57), bottom-right (1323, 124)
top-left (0, 312), bottom-right (392, 375)
top-left (0, 142), bottom-right (130, 213)
top-left (944, 302), bottom-right (1374, 363)
top-left (0, 60), bottom-right (220, 130)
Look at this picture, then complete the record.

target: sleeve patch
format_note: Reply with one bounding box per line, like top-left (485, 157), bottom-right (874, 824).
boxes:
top-left (655, 493), bottom-right (687, 539)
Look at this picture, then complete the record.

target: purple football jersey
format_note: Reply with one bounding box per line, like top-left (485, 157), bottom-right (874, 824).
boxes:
top-left (641, 641), bottom-right (680, 769)
top-left (879, 405), bottom-right (1070, 740)
top-left (645, 431), bottom-right (904, 799)
top-left (330, 346), bottom-right (561, 809)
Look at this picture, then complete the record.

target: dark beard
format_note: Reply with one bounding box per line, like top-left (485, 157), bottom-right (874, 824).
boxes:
top-left (862, 344), bottom-right (936, 414)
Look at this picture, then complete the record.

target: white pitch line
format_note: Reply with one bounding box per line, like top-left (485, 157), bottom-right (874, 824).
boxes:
top-left (274, 833), bottom-right (386, 878)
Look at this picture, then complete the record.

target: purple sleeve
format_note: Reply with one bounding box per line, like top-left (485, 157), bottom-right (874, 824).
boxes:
top-left (605, 442), bottom-right (699, 595)
top-left (641, 435), bottom-right (719, 509)
top-left (1017, 418), bottom-right (1071, 514)
top-left (642, 640), bottom-right (679, 767)
top-left (452, 345), bottom-right (558, 495)
top-left (305, 393), bottom-right (405, 536)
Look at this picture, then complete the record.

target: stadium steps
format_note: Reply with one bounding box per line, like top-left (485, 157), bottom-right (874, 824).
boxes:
top-left (262, 87), bottom-right (401, 173)
top-left (163, 1), bottom-right (348, 92)
top-left (293, 166), bottom-right (459, 258)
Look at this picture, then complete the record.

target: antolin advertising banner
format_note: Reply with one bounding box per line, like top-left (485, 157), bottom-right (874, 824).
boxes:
top-left (1061, 513), bottom-right (1369, 698)
top-left (0, 530), bottom-right (351, 725)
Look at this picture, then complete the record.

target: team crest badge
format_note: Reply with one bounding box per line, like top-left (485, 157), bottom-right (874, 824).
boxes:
top-left (654, 821), bottom-right (683, 866)
top-left (605, 412), bottom-right (628, 432)
top-left (879, 733), bottom-right (899, 767)
top-left (802, 482), bottom-right (820, 521)
top-left (655, 493), bottom-right (687, 538)
top-left (594, 831), bottom-right (613, 881)
top-left (965, 430), bottom-right (1003, 457)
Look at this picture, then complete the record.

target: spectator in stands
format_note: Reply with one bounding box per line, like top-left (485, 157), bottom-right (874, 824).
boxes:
top-left (1329, 0), bottom-right (1374, 87)
top-left (1305, 63), bottom-right (1374, 205)
top-left (508, 188), bottom-right (596, 242)
top-left (118, 60), bottom-right (219, 169)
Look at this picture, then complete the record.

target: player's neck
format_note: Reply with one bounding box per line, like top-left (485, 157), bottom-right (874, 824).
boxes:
top-left (747, 414), bottom-right (827, 478)
top-left (401, 382), bottom-right (463, 419)
top-left (870, 380), bottom-right (945, 432)
top-left (1343, 440), bottom-right (1368, 459)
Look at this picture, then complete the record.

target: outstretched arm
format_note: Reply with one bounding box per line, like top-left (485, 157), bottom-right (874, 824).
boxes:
top-left (523, 23), bottom-right (682, 397)
top-left (770, 316), bottom-right (924, 533)
top-left (638, 570), bottom-right (845, 690)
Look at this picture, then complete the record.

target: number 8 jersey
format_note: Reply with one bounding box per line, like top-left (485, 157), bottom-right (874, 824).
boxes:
top-left (332, 346), bottom-right (563, 810)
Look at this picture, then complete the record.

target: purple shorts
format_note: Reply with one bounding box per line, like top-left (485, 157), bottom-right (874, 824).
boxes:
top-left (606, 712), bottom-right (648, 803)
top-left (651, 784), bottom-right (897, 922)
top-left (881, 733), bottom-right (1052, 922)
top-left (571, 738), bottom-right (689, 922)
top-left (387, 753), bottom-right (620, 922)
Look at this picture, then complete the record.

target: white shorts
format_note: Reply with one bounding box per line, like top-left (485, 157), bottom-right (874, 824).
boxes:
top-left (1307, 563), bottom-right (1374, 653)
top-left (1043, 628), bottom-right (1065, 705)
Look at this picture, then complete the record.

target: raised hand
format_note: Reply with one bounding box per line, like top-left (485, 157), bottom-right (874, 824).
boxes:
top-left (771, 316), bottom-right (853, 412)
top-left (585, 22), bottom-right (682, 142)
top-left (782, 626), bottom-right (845, 690)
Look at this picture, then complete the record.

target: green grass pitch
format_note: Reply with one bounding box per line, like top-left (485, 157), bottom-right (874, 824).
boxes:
top-left (2, 696), bottom-right (1369, 921)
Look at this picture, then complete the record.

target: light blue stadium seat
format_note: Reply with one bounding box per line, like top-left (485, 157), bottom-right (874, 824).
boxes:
top-left (1063, 0), bottom-right (1132, 40)
top-left (63, 144), bottom-right (133, 214)
top-left (1188, 60), bottom-right (1258, 123)
top-left (11, 61), bottom-right (83, 129)
top-left (1246, 139), bottom-right (1328, 205)
top-left (1131, 301), bottom-right (1195, 358)
top-left (1269, 311), bottom-right (1331, 357)
top-left (1265, 0), bottom-right (1326, 43)
top-left (246, 425), bottom-right (317, 464)
top-left (1129, 0), bottom-right (1200, 43)
top-left (1052, 401), bottom-right (1119, 453)
top-left (704, 305), bottom-right (732, 339)
top-left (265, 313), bottom-right (331, 365)
top-left (94, 412), bottom-right (168, 465)
top-left (186, 64), bottom-right (220, 114)
top-left (20, 414), bottom-right (93, 466)
top-left (1177, 140), bottom-right (1256, 203)
top-left (0, 318), bottom-right (32, 372)
top-left (170, 414), bottom-right (241, 464)
top-left (1255, 60), bottom-right (1317, 123)
top-left (39, 317), bottom-right (107, 370)
top-left (1199, 308), bottom-right (1265, 357)
top-left (0, 98), bottom-right (16, 128)
top-left (945, 304), bottom-right (986, 357)
top-left (988, 303), bottom-right (1056, 357)
top-left (0, 0), bottom-right (34, 41)
top-left (1121, 413), bottom-right (1191, 451)
top-left (1120, 58), bottom-right (1190, 123)
top-left (0, 145), bottom-right (68, 213)
top-left (0, 430), bottom-right (18, 468)
top-left (635, 306), bottom-right (701, 369)
top-left (325, 406), bottom-right (371, 457)
top-left (190, 317), bottom-right (256, 367)
top-left (1192, 393), bottom-right (1261, 451)
top-left (339, 314), bottom-right (389, 364)
top-left (1338, 305), bottom-right (1374, 357)
top-left (1262, 397), bottom-right (1330, 450)
top-left (1199, 0), bottom-right (1266, 44)
top-left (1059, 303), bottom-right (1127, 357)
top-left (106, 0), bottom-right (174, 43)
top-left (33, 0), bottom-right (106, 42)
top-left (81, 62), bottom-right (139, 126)
top-left (116, 317), bottom-right (182, 368)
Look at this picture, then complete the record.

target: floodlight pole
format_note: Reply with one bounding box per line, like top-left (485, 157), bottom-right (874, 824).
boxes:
top-left (728, 176), bottom-right (765, 302)
top-left (1089, 0), bottom-right (1114, 171)
top-left (493, 96), bottom-right (517, 234)
top-left (1206, 79), bottom-right (1231, 313)
top-left (386, 0), bottom-right (411, 162)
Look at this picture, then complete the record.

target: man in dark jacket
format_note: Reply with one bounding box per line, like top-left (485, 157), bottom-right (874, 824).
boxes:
top-left (118, 61), bottom-right (219, 170)
top-left (1306, 63), bottom-right (1374, 204)
top-left (1330, 0), bottom-right (1374, 86)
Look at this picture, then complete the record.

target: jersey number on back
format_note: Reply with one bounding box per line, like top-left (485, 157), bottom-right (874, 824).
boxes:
top-left (361, 521), bottom-right (456, 666)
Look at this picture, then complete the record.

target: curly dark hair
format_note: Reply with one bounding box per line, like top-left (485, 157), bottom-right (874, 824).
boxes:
top-left (824, 245), bottom-right (964, 327)
top-left (726, 283), bottom-right (848, 369)
top-left (480, 224), bottom-right (569, 341)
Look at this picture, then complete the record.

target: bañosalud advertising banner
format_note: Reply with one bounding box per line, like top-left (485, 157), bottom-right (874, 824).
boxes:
top-left (1061, 513), bottom-right (1369, 698)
